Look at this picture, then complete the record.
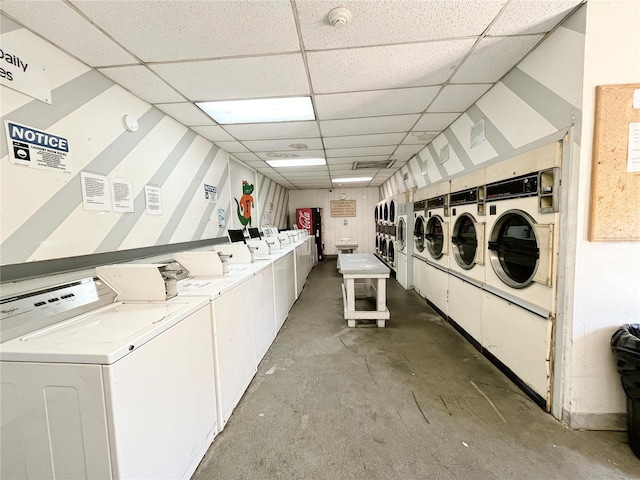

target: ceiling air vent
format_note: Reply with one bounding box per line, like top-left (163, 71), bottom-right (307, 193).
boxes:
top-left (352, 159), bottom-right (395, 170)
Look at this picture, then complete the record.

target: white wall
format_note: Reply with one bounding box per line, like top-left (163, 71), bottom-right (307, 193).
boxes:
top-left (563, 0), bottom-right (640, 429)
top-left (288, 188), bottom-right (380, 255)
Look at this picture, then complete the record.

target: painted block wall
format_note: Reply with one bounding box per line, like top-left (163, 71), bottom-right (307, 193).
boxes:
top-left (0, 15), bottom-right (289, 267)
top-left (380, 2), bottom-right (640, 429)
top-left (288, 188), bottom-right (380, 256)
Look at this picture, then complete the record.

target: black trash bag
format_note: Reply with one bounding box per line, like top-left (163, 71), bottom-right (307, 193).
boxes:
top-left (611, 324), bottom-right (640, 458)
top-left (611, 324), bottom-right (640, 403)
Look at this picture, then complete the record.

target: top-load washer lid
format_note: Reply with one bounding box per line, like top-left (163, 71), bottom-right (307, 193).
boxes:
top-left (0, 297), bottom-right (208, 364)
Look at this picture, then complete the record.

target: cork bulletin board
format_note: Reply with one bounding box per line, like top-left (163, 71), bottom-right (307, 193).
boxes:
top-left (330, 200), bottom-right (356, 217)
top-left (589, 83), bottom-right (640, 241)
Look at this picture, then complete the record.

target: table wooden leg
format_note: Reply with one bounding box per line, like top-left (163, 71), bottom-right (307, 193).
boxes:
top-left (377, 278), bottom-right (386, 312)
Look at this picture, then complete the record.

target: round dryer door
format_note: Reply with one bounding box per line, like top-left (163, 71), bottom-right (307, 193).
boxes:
top-left (375, 234), bottom-right (380, 253)
top-left (488, 210), bottom-right (539, 288)
top-left (397, 217), bottom-right (406, 251)
top-left (383, 203), bottom-right (389, 222)
top-left (451, 213), bottom-right (477, 270)
top-left (381, 238), bottom-right (388, 259)
top-left (388, 240), bottom-right (395, 265)
top-left (374, 206), bottom-right (379, 223)
top-left (389, 200), bottom-right (396, 224)
top-left (414, 215), bottom-right (425, 252)
top-left (426, 216), bottom-right (445, 259)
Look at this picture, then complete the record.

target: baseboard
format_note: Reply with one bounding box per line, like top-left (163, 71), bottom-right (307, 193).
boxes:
top-left (564, 409), bottom-right (627, 431)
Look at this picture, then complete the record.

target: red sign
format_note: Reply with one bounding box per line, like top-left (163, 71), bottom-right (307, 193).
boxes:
top-left (296, 208), bottom-right (313, 234)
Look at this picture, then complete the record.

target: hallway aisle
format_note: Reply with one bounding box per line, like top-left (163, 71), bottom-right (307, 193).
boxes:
top-left (193, 259), bottom-right (639, 480)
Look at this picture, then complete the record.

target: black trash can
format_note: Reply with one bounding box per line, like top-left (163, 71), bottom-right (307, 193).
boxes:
top-left (611, 324), bottom-right (640, 458)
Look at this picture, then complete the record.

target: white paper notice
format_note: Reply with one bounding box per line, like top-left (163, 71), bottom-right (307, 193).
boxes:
top-left (110, 178), bottom-right (134, 213)
top-left (633, 89), bottom-right (640, 109)
top-left (470, 119), bottom-right (485, 148)
top-left (628, 123), bottom-right (640, 173)
top-left (145, 185), bottom-right (162, 215)
top-left (81, 172), bottom-right (110, 211)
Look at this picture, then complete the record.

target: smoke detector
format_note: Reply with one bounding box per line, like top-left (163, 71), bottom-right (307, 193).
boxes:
top-left (327, 7), bottom-right (352, 28)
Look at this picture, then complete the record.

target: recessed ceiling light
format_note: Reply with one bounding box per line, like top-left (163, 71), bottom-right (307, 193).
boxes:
top-left (196, 97), bottom-right (315, 124)
top-left (266, 158), bottom-right (326, 167)
top-left (332, 177), bottom-right (373, 183)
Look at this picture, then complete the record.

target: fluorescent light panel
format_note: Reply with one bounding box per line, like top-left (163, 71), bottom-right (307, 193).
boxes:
top-left (196, 97), bottom-right (315, 124)
top-left (332, 177), bottom-right (373, 183)
top-left (266, 158), bottom-right (326, 167)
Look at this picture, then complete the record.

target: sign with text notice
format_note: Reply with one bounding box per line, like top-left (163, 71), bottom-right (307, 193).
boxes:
top-left (5, 121), bottom-right (72, 173)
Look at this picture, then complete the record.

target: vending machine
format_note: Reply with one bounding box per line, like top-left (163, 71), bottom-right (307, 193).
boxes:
top-left (296, 208), bottom-right (324, 261)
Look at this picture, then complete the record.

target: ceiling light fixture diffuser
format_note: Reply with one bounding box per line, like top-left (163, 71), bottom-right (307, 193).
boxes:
top-left (266, 158), bottom-right (326, 168)
top-left (332, 177), bottom-right (373, 183)
top-left (196, 97), bottom-right (315, 124)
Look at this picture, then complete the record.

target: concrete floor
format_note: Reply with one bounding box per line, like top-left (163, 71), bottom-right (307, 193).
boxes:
top-left (193, 258), bottom-right (640, 480)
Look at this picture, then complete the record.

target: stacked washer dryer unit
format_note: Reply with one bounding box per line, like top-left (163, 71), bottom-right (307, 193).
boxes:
top-left (448, 170), bottom-right (487, 344)
top-left (411, 195), bottom-right (428, 298)
top-left (481, 142), bottom-right (561, 409)
top-left (396, 195), bottom-right (413, 290)
top-left (424, 181), bottom-right (451, 317)
top-left (386, 196), bottom-right (396, 270)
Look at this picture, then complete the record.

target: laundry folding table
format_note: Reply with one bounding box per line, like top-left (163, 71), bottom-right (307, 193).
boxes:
top-left (338, 253), bottom-right (390, 328)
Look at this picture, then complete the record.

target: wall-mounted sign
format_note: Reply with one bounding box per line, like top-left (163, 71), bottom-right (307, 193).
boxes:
top-left (110, 178), bottom-right (134, 213)
top-left (330, 200), bottom-right (356, 217)
top-left (145, 185), bottom-right (162, 215)
top-left (470, 119), bottom-right (485, 148)
top-left (0, 46), bottom-right (51, 104)
top-left (204, 184), bottom-right (217, 202)
top-left (81, 172), bottom-right (110, 212)
top-left (4, 121), bottom-right (72, 173)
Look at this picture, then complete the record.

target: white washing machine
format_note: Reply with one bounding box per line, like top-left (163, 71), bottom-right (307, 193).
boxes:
top-left (424, 182), bottom-right (451, 317)
top-left (396, 202), bottom-right (414, 289)
top-left (448, 180), bottom-right (486, 343)
top-left (412, 199), bottom-right (428, 297)
top-left (481, 141), bottom-right (561, 408)
top-left (0, 269), bottom-right (217, 480)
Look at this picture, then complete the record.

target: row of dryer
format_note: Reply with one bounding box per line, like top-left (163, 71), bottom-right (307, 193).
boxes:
top-left (405, 141), bottom-right (562, 409)
top-left (375, 197), bottom-right (397, 270)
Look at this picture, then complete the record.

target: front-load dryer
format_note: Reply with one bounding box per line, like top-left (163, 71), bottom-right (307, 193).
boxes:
top-left (396, 202), bottom-right (414, 289)
top-left (412, 199), bottom-right (428, 296)
top-left (448, 184), bottom-right (485, 342)
top-left (424, 182), bottom-right (450, 316)
top-left (389, 198), bottom-right (396, 225)
top-left (480, 141), bottom-right (562, 408)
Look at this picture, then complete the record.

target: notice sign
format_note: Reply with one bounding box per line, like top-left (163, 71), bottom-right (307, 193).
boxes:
top-left (0, 46), bottom-right (51, 104)
top-left (145, 185), bottom-right (162, 215)
top-left (81, 172), bottom-right (110, 212)
top-left (110, 178), bottom-right (134, 213)
top-left (5, 121), bottom-right (72, 173)
top-left (330, 200), bottom-right (356, 217)
top-left (204, 184), bottom-right (217, 202)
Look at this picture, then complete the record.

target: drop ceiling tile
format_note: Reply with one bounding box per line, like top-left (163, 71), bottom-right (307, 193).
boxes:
top-left (215, 141), bottom-right (249, 153)
top-left (191, 126), bottom-right (235, 142)
top-left (155, 103), bottom-right (216, 126)
top-left (389, 155), bottom-right (414, 163)
top-left (150, 55), bottom-right (309, 101)
top-left (451, 35), bottom-right (544, 83)
top-left (402, 132), bottom-right (439, 145)
top-left (326, 146), bottom-right (396, 157)
top-left (98, 65), bottom-right (185, 103)
top-left (327, 156), bottom-right (390, 165)
top-left (272, 166), bottom-right (328, 174)
top-left (242, 138), bottom-right (323, 152)
top-left (394, 145), bottom-right (424, 157)
top-left (328, 164), bottom-right (356, 171)
top-left (320, 115), bottom-right (419, 137)
top-left (296, 0), bottom-right (506, 49)
top-left (413, 113), bottom-right (461, 131)
top-left (223, 122), bottom-right (320, 141)
top-left (428, 84), bottom-right (492, 113)
top-left (72, 0), bottom-right (300, 62)
top-left (232, 152), bottom-right (262, 162)
top-left (323, 133), bottom-right (407, 149)
top-left (488, 0), bottom-right (582, 35)
top-left (315, 87), bottom-right (440, 120)
top-left (1, 1), bottom-right (138, 66)
top-left (307, 40), bottom-right (475, 94)
top-left (254, 150), bottom-right (325, 161)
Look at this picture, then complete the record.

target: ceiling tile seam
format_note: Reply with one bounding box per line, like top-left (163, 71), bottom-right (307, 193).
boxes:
top-left (141, 50), bottom-right (303, 66)
top-left (289, 0), bottom-right (332, 184)
top-left (301, 35), bottom-right (485, 54)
